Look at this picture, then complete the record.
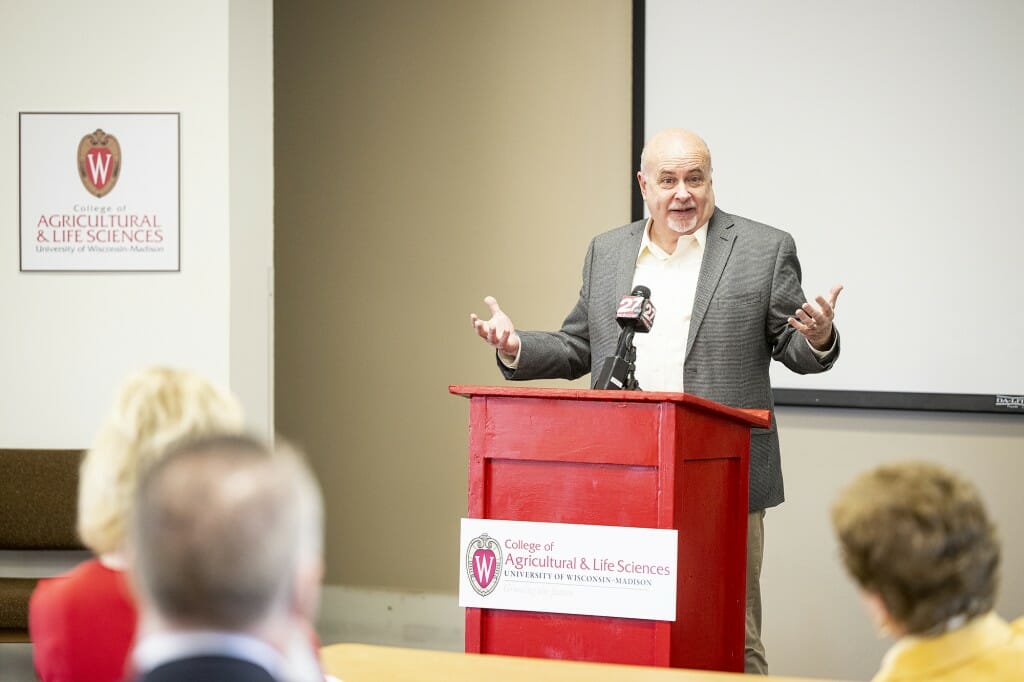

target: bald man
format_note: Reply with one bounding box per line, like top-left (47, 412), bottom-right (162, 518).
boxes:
top-left (128, 435), bottom-right (324, 682)
top-left (471, 128), bottom-right (842, 674)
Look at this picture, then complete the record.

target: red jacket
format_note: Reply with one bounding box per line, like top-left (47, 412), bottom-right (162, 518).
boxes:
top-left (29, 558), bottom-right (137, 682)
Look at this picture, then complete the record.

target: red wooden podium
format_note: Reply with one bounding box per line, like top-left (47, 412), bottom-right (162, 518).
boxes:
top-left (450, 385), bottom-right (770, 672)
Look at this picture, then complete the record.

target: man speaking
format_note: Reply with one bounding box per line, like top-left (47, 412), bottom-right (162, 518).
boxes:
top-left (470, 128), bottom-right (842, 674)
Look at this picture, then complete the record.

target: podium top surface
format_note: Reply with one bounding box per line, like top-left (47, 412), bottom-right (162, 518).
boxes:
top-left (449, 384), bottom-right (770, 429)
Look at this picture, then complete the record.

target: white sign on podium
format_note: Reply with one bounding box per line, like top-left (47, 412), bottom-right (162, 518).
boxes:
top-left (459, 517), bottom-right (678, 621)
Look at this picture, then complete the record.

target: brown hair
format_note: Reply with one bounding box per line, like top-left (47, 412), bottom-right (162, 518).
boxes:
top-left (831, 461), bottom-right (1000, 635)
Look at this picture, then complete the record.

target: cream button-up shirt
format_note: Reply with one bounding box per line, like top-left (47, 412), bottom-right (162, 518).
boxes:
top-left (631, 219), bottom-right (707, 393)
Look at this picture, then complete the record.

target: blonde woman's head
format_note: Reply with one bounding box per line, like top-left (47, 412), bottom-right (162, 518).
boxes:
top-left (77, 367), bottom-right (245, 555)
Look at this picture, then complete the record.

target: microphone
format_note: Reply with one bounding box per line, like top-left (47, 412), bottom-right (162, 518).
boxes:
top-left (614, 285), bottom-right (656, 334)
top-left (595, 286), bottom-right (655, 390)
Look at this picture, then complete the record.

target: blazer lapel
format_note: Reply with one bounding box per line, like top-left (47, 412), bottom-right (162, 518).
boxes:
top-left (614, 220), bottom-right (646, 298)
top-left (687, 209), bottom-right (736, 358)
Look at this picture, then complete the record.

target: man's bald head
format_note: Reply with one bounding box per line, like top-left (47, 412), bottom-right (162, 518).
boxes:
top-left (639, 128), bottom-right (712, 179)
top-left (130, 434), bottom-right (323, 632)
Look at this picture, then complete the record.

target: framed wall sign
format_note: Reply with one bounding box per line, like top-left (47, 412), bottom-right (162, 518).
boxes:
top-left (19, 112), bottom-right (180, 272)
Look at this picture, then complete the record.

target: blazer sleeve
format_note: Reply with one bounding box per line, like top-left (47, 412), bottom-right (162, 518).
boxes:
top-left (767, 232), bottom-right (840, 373)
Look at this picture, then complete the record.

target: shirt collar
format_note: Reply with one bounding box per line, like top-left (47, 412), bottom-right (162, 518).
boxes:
top-left (876, 612), bottom-right (1013, 678)
top-left (133, 630), bottom-right (288, 677)
top-left (638, 218), bottom-right (708, 262)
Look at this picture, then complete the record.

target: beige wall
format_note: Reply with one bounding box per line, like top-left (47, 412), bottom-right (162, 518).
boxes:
top-left (275, 2), bottom-right (1024, 680)
top-left (274, 0), bottom-right (632, 590)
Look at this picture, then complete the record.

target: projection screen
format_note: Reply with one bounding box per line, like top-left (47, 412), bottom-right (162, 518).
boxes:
top-left (642, 0), bottom-right (1024, 413)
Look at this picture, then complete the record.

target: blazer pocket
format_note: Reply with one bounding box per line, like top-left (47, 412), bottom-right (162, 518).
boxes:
top-left (713, 292), bottom-right (765, 309)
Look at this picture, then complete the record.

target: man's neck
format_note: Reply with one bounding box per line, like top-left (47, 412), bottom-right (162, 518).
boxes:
top-left (647, 220), bottom-right (707, 255)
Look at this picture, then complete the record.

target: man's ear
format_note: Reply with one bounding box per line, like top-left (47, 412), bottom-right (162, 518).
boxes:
top-left (291, 556), bottom-right (325, 620)
top-left (636, 171), bottom-right (648, 198)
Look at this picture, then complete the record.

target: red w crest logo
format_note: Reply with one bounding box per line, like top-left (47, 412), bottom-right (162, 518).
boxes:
top-left (466, 533), bottom-right (502, 596)
top-left (77, 129), bottom-right (121, 198)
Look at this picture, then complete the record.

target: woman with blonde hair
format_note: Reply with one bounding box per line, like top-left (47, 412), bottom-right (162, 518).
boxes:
top-left (29, 367), bottom-right (245, 682)
top-left (832, 461), bottom-right (1024, 681)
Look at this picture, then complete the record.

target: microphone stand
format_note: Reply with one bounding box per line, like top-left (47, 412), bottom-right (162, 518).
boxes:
top-left (595, 327), bottom-right (642, 391)
top-left (596, 288), bottom-right (652, 391)
top-left (623, 342), bottom-right (640, 390)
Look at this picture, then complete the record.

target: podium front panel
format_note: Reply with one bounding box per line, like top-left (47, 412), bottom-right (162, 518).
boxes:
top-left (459, 389), bottom-right (753, 672)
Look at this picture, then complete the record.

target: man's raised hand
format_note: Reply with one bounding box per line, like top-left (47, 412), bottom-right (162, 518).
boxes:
top-left (470, 296), bottom-right (521, 359)
top-left (788, 284), bottom-right (843, 351)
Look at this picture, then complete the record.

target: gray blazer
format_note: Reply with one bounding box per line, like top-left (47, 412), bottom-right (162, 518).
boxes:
top-left (502, 207), bottom-right (839, 511)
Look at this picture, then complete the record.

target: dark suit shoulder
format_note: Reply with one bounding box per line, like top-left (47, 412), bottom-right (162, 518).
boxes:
top-left (137, 655), bottom-right (278, 682)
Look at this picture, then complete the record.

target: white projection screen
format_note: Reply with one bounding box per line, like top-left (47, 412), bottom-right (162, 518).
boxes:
top-left (642, 0), bottom-right (1024, 413)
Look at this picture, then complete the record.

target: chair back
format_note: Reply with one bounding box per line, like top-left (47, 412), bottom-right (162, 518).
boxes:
top-left (0, 449), bottom-right (85, 642)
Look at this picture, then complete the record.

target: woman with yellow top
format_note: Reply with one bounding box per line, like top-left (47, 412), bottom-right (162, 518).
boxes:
top-left (831, 461), bottom-right (1024, 681)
